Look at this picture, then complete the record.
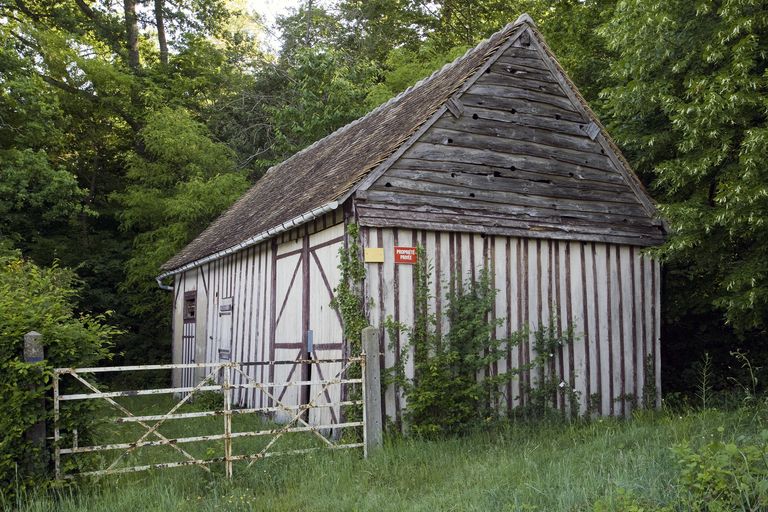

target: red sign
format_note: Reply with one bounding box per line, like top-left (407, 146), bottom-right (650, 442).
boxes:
top-left (394, 246), bottom-right (417, 264)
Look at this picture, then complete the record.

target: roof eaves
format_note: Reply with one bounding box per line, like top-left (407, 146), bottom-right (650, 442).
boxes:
top-left (158, 200), bottom-right (340, 279)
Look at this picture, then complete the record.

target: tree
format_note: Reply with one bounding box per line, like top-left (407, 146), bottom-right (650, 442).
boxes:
top-left (0, 0), bottom-right (262, 368)
top-left (600, 0), bottom-right (768, 332)
top-left (599, 0), bottom-right (768, 392)
top-left (115, 107), bottom-right (249, 334)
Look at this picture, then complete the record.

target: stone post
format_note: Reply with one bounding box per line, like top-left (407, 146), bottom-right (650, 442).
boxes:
top-left (23, 331), bottom-right (48, 472)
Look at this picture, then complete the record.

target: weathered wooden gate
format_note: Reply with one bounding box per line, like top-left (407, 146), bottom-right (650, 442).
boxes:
top-left (52, 356), bottom-right (365, 480)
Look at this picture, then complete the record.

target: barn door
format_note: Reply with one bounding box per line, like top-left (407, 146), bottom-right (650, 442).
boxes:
top-left (270, 223), bottom-right (346, 425)
top-left (182, 291), bottom-right (197, 387)
top-left (307, 224), bottom-right (345, 427)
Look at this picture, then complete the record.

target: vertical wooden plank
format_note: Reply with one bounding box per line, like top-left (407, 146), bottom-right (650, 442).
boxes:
top-left (568, 242), bottom-right (586, 414)
top-left (553, 240), bottom-right (564, 411)
top-left (364, 227), bottom-right (383, 420)
top-left (594, 243), bottom-right (609, 415)
top-left (232, 251), bottom-right (245, 403)
top-left (248, 246), bottom-right (260, 407)
top-left (520, 238), bottom-right (529, 405)
top-left (615, 247), bottom-right (626, 416)
top-left (583, 243), bottom-right (597, 415)
top-left (268, 239), bottom-right (278, 407)
top-left (262, 243), bottom-right (273, 408)
top-left (460, 232), bottom-right (471, 283)
top-left (425, 230), bottom-right (437, 335)
top-left (608, 245), bottom-right (620, 416)
top-left (631, 247), bottom-right (642, 408)
top-left (528, 239), bottom-right (539, 389)
top-left (375, 228), bottom-right (386, 420)
top-left (641, 254), bottom-right (651, 408)
top-left (381, 228), bottom-right (397, 423)
top-left (398, 229), bottom-right (415, 418)
top-left (205, 264), bottom-right (213, 364)
top-left (564, 243), bottom-right (575, 410)
top-left (509, 237), bottom-right (520, 408)
top-left (434, 231), bottom-right (443, 340)
top-left (439, 232), bottom-right (451, 338)
top-left (493, 235), bottom-right (508, 410)
top-left (205, 260), bottom-right (214, 363)
top-left (468, 232), bottom-right (476, 283)
top-left (301, 231), bottom-right (311, 411)
top-left (653, 259), bottom-right (661, 407)
top-left (620, 246), bottom-right (633, 416)
top-left (244, 247), bottom-right (256, 405)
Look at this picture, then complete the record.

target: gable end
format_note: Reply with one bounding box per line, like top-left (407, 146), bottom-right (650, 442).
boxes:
top-left (354, 26), bottom-right (665, 247)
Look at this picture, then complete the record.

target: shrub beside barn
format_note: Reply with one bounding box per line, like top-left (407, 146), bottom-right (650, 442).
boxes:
top-left (159, 15), bottom-right (666, 424)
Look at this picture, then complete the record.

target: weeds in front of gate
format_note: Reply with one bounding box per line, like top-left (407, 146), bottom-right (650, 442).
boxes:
top-left (12, 403), bottom-right (768, 511)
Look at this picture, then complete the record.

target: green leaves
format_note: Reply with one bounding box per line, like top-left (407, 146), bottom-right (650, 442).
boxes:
top-left (673, 431), bottom-right (768, 510)
top-left (602, 0), bottom-right (768, 331)
top-left (114, 107), bottom-right (248, 320)
top-left (0, 249), bottom-right (118, 495)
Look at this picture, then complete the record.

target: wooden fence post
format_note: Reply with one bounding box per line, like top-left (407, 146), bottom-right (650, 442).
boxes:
top-left (23, 331), bottom-right (48, 472)
top-left (362, 326), bottom-right (382, 456)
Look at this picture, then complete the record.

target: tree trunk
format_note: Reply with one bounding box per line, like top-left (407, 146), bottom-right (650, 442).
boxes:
top-left (154, 0), bottom-right (168, 65)
top-left (305, 0), bottom-right (313, 46)
top-left (124, 0), bottom-right (140, 70)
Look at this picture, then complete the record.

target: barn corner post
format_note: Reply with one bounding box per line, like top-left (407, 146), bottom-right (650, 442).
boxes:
top-left (23, 331), bottom-right (49, 475)
top-left (362, 326), bottom-right (382, 457)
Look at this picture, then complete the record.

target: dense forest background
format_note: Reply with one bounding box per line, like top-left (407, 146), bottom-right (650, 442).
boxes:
top-left (1, 0), bottom-right (766, 395)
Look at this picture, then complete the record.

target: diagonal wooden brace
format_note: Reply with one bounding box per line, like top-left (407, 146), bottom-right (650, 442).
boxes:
top-left (66, 371), bottom-right (211, 474)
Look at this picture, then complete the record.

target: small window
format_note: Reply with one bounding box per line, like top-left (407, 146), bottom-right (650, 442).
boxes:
top-left (184, 292), bottom-right (196, 321)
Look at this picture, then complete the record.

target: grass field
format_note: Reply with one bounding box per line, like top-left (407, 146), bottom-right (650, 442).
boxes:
top-left (8, 396), bottom-right (767, 512)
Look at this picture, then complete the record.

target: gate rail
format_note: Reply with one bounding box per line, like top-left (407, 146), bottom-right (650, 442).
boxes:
top-left (53, 356), bottom-right (365, 480)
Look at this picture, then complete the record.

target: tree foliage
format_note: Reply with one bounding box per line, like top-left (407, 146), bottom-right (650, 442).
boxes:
top-left (601, 0), bottom-right (768, 332)
top-left (115, 107), bottom-right (249, 325)
top-left (0, 248), bottom-right (118, 495)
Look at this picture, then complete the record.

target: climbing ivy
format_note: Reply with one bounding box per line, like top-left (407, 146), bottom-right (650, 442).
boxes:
top-left (331, 224), bottom-right (368, 357)
top-left (331, 223), bottom-right (368, 432)
top-left (385, 249), bottom-right (584, 436)
top-left (519, 320), bottom-right (580, 421)
top-left (385, 249), bottom-right (528, 437)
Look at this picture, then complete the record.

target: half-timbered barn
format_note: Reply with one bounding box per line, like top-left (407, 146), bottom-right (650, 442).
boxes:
top-left (159, 14), bottom-right (666, 423)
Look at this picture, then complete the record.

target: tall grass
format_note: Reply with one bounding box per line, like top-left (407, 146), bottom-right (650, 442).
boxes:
top-left (11, 405), bottom-right (766, 511)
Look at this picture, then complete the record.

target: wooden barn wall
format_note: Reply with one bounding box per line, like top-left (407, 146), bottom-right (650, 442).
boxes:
top-left (355, 40), bottom-right (665, 247)
top-left (361, 227), bottom-right (661, 420)
top-left (170, 208), bottom-right (344, 414)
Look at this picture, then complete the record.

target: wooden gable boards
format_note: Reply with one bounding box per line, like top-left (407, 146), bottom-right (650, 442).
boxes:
top-left (353, 19), bottom-right (664, 247)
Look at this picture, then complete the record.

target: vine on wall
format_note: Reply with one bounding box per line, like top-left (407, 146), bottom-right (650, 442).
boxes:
top-left (330, 223), bottom-right (368, 430)
top-left (331, 223), bottom-right (368, 357)
top-left (385, 248), bottom-right (584, 437)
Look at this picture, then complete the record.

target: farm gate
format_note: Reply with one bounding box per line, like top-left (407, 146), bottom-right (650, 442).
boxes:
top-left (52, 342), bottom-right (381, 480)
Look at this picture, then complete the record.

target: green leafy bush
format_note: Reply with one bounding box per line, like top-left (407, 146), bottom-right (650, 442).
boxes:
top-left (673, 429), bottom-right (768, 511)
top-left (518, 321), bottom-right (580, 421)
top-left (0, 249), bottom-right (117, 496)
top-left (385, 251), bottom-right (528, 437)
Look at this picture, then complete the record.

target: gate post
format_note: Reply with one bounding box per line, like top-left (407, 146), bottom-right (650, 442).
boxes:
top-left (23, 331), bottom-right (48, 473)
top-left (362, 326), bottom-right (382, 456)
